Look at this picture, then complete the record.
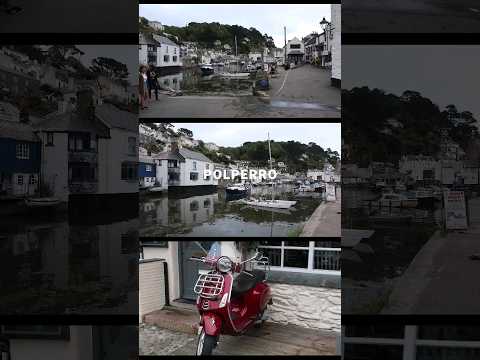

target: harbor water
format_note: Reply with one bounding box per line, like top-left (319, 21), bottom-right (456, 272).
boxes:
top-left (140, 184), bottom-right (324, 237)
top-left (158, 65), bottom-right (254, 96)
top-left (0, 210), bottom-right (138, 315)
top-left (342, 187), bottom-right (442, 314)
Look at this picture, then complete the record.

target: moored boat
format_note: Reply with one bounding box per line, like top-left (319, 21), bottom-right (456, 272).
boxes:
top-left (200, 64), bottom-right (214, 75)
top-left (25, 197), bottom-right (61, 208)
top-left (226, 184), bottom-right (248, 194)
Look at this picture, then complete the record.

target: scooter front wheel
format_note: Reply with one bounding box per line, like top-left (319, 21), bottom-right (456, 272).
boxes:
top-left (196, 328), bottom-right (217, 356)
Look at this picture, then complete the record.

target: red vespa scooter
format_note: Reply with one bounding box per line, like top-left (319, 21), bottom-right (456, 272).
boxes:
top-left (189, 242), bottom-right (273, 355)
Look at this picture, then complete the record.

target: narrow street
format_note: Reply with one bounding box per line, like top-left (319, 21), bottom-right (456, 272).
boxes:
top-left (343, 0), bottom-right (480, 32)
top-left (383, 196), bottom-right (480, 314)
top-left (0, 0), bottom-right (137, 33)
top-left (140, 65), bottom-right (340, 118)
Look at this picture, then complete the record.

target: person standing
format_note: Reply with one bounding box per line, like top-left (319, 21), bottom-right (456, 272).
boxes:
top-left (150, 69), bottom-right (159, 101)
top-left (139, 65), bottom-right (148, 110)
top-left (146, 65), bottom-right (153, 100)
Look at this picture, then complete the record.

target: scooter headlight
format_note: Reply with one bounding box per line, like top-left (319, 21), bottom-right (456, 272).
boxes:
top-left (217, 256), bottom-right (232, 273)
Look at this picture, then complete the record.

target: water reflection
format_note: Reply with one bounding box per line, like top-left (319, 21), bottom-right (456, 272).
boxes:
top-left (158, 66), bottom-right (253, 95)
top-left (140, 185), bottom-right (323, 237)
top-left (0, 212), bottom-right (138, 315)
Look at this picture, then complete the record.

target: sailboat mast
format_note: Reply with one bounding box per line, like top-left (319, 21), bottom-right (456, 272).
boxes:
top-left (235, 35), bottom-right (238, 73)
top-left (268, 133), bottom-right (274, 201)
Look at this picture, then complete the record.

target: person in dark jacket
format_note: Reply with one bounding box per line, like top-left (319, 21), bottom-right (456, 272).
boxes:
top-left (0, 0), bottom-right (22, 14)
top-left (146, 65), bottom-right (153, 99)
top-left (150, 69), bottom-right (159, 101)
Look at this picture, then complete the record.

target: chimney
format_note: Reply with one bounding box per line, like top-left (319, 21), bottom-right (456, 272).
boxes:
top-left (57, 100), bottom-right (68, 114)
top-left (76, 88), bottom-right (95, 120)
top-left (171, 142), bottom-right (179, 153)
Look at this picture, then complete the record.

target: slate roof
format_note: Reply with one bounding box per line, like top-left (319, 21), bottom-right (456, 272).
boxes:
top-left (33, 111), bottom-right (110, 137)
top-left (154, 148), bottom-right (213, 162)
top-left (0, 119), bottom-right (40, 142)
top-left (153, 34), bottom-right (178, 46)
top-left (95, 103), bottom-right (138, 132)
top-left (178, 148), bottom-right (212, 162)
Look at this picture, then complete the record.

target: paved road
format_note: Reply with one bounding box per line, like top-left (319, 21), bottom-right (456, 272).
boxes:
top-left (0, 0), bottom-right (137, 33)
top-left (300, 198), bottom-right (341, 237)
top-left (140, 322), bottom-right (338, 356)
top-left (343, 0), bottom-right (480, 32)
top-left (383, 196), bottom-right (480, 314)
top-left (140, 65), bottom-right (340, 118)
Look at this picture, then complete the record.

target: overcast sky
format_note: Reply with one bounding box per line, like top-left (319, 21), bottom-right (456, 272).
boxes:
top-left (139, 4), bottom-right (331, 47)
top-left (343, 45), bottom-right (480, 121)
top-left (77, 45), bottom-right (137, 85)
top-left (169, 123), bottom-right (341, 152)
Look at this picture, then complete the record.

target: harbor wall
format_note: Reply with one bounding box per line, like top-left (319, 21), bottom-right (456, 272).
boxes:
top-left (268, 283), bottom-right (341, 332)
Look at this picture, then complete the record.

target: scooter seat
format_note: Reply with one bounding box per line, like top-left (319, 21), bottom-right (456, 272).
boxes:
top-left (231, 270), bottom-right (266, 299)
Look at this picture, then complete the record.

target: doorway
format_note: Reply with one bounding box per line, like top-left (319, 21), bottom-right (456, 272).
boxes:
top-left (179, 241), bottom-right (216, 300)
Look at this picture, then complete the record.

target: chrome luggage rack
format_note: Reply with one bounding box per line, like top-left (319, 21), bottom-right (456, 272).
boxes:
top-left (194, 273), bottom-right (224, 299)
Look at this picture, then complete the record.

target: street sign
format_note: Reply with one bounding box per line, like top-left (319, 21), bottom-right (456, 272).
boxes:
top-left (444, 190), bottom-right (468, 230)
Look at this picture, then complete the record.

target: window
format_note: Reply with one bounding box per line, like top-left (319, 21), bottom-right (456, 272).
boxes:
top-left (16, 143), bottom-right (29, 159)
top-left (168, 160), bottom-right (178, 168)
top-left (69, 163), bottom-right (96, 182)
top-left (46, 132), bottom-right (54, 146)
top-left (192, 161), bottom-right (197, 170)
top-left (128, 137), bottom-right (137, 155)
top-left (29, 174), bottom-right (36, 185)
top-left (190, 200), bottom-right (199, 211)
top-left (164, 55), bottom-right (169, 62)
top-left (146, 165), bottom-right (152, 172)
top-left (290, 44), bottom-right (301, 49)
top-left (173, 56), bottom-right (178, 62)
top-left (68, 133), bottom-right (93, 152)
top-left (121, 162), bottom-right (138, 181)
top-left (257, 241), bottom-right (340, 273)
top-left (206, 163), bottom-right (210, 170)
top-left (17, 175), bottom-right (23, 185)
top-left (190, 172), bottom-right (198, 181)
top-left (174, 48), bottom-right (176, 54)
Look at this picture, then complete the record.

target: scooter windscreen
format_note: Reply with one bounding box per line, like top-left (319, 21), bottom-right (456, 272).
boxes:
top-left (206, 241), bottom-right (221, 260)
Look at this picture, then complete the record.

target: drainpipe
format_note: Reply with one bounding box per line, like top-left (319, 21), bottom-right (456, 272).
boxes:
top-left (163, 261), bottom-right (170, 306)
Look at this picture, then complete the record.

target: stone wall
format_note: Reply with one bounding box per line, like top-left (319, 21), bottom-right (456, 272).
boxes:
top-left (268, 283), bottom-right (341, 333)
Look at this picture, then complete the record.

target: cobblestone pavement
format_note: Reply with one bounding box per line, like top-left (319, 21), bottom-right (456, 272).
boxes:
top-left (140, 321), bottom-right (338, 356)
top-left (140, 324), bottom-right (196, 356)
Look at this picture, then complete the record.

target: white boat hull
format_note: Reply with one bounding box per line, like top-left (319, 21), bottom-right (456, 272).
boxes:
top-left (25, 197), bottom-right (61, 208)
top-left (242, 199), bottom-right (296, 209)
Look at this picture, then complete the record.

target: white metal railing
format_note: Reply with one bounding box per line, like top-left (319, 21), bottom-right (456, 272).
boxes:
top-left (342, 325), bottom-right (480, 360)
top-left (194, 273), bottom-right (224, 299)
top-left (257, 241), bottom-right (341, 274)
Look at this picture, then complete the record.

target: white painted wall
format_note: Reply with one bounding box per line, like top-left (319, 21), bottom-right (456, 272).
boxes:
top-left (331, 4), bottom-right (341, 82)
top-left (139, 44), bottom-right (148, 66)
top-left (158, 43), bottom-right (182, 67)
top-left (9, 326), bottom-right (93, 360)
top-left (179, 158), bottom-right (218, 186)
top-left (98, 128), bottom-right (138, 194)
top-left (38, 131), bottom-right (69, 202)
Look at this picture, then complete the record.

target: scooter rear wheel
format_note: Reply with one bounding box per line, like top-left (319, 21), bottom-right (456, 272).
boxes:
top-left (196, 328), bottom-right (217, 356)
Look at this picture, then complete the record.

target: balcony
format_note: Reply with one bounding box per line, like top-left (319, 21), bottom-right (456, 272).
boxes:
top-left (69, 151), bottom-right (97, 163)
top-left (69, 182), bottom-right (98, 194)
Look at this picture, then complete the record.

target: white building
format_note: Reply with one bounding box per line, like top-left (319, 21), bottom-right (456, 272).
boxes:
top-left (330, 4), bottom-right (341, 87)
top-left (34, 89), bottom-right (138, 202)
top-left (148, 20), bottom-right (164, 32)
top-left (140, 33), bottom-right (183, 68)
top-left (153, 34), bottom-right (183, 68)
top-left (140, 241), bottom-right (341, 340)
top-left (204, 142), bottom-right (219, 151)
top-left (153, 146), bottom-right (218, 189)
top-left (285, 37), bottom-right (305, 65)
top-left (248, 52), bottom-right (262, 62)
